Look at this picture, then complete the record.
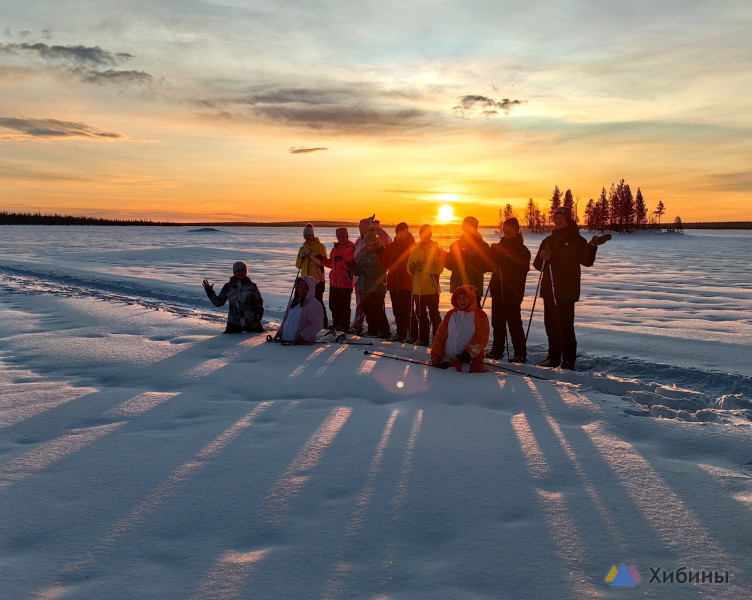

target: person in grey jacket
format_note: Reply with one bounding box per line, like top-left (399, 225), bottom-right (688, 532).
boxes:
top-left (203, 261), bottom-right (264, 334)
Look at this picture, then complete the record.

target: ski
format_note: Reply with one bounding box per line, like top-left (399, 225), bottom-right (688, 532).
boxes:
top-left (363, 350), bottom-right (432, 367)
top-left (266, 333), bottom-right (373, 346)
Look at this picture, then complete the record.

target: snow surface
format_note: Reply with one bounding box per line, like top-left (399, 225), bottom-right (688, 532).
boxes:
top-left (0, 225), bottom-right (751, 599)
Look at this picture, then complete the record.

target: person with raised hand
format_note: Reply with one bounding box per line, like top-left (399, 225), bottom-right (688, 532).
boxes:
top-left (202, 260), bottom-right (264, 334)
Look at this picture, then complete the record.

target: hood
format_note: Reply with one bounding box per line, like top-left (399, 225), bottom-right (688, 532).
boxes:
top-left (299, 274), bottom-right (318, 303)
top-left (450, 285), bottom-right (478, 311)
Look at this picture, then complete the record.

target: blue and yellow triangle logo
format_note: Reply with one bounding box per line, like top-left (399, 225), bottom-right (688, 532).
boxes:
top-left (606, 564), bottom-right (641, 586)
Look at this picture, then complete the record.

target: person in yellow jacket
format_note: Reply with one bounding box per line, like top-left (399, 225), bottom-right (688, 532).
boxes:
top-left (406, 224), bottom-right (445, 346)
top-left (296, 223), bottom-right (329, 328)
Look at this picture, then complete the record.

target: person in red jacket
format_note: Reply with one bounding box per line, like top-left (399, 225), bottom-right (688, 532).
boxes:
top-left (430, 285), bottom-right (490, 373)
top-left (383, 222), bottom-right (416, 341)
top-left (322, 227), bottom-right (356, 332)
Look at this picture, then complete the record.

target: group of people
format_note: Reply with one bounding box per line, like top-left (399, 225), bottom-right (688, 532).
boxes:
top-left (203, 207), bottom-right (603, 372)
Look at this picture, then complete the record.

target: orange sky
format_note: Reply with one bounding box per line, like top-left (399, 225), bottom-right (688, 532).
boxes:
top-left (2, 1), bottom-right (751, 225)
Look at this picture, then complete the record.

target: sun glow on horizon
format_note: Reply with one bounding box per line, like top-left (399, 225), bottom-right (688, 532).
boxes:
top-left (437, 203), bottom-right (457, 224)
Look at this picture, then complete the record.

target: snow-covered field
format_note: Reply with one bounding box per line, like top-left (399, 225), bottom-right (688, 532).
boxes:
top-left (1, 225), bottom-right (750, 599)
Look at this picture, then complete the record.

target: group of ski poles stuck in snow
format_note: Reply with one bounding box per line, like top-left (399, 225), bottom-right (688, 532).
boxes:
top-left (202, 208), bottom-right (611, 373)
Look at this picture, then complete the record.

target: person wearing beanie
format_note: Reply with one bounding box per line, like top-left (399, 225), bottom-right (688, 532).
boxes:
top-left (322, 228), bottom-right (356, 331)
top-left (347, 229), bottom-right (391, 338)
top-left (384, 222), bottom-right (416, 341)
top-left (489, 218), bottom-right (531, 362)
top-left (407, 224), bottom-right (445, 346)
top-left (445, 216), bottom-right (493, 306)
top-left (532, 206), bottom-right (601, 369)
top-left (202, 261), bottom-right (264, 334)
top-left (296, 223), bottom-right (329, 328)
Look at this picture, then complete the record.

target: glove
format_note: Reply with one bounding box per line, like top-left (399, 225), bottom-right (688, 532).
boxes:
top-left (299, 249), bottom-right (312, 258)
top-left (432, 357), bottom-right (451, 369)
top-left (346, 261), bottom-right (356, 271)
top-left (457, 350), bottom-right (472, 364)
top-left (334, 255), bottom-right (342, 263)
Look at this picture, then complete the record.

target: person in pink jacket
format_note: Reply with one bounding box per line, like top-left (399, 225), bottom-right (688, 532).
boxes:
top-left (275, 275), bottom-right (324, 344)
top-left (322, 228), bottom-right (356, 332)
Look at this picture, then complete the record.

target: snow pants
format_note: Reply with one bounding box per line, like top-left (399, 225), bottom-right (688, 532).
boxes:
top-left (362, 291), bottom-right (391, 337)
top-left (329, 286), bottom-right (352, 332)
top-left (491, 288), bottom-right (526, 357)
top-left (389, 289), bottom-right (412, 340)
top-left (411, 294), bottom-right (441, 346)
top-left (543, 297), bottom-right (576, 365)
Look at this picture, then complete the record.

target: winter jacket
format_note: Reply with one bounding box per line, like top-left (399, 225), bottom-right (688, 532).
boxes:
top-left (296, 237), bottom-right (328, 282)
top-left (384, 231), bottom-right (416, 292)
top-left (205, 276), bottom-right (264, 327)
top-left (533, 223), bottom-right (597, 302)
top-left (431, 285), bottom-right (490, 372)
top-left (407, 241), bottom-right (444, 296)
top-left (490, 234), bottom-right (531, 303)
top-left (323, 240), bottom-right (356, 288)
top-left (278, 274), bottom-right (324, 344)
top-left (350, 242), bottom-right (387, 294)
top-left (445, 231), bottom-right (493, 294)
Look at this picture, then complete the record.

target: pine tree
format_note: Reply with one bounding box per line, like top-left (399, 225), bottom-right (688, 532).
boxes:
top-left (596, 187), bottom-right (609, 232)
top-left (503, 203), bottom-right (515, 221)
top-left (635, 188), bottom-right (647, 229)
top-left (654, 200), bottom-right (666, 228)
top-left (584, 198), bottom-right (595, 231)
top-left (622, 182), bottom-right (635, 231)
top-left (549, 186), bottom-right (562, 224)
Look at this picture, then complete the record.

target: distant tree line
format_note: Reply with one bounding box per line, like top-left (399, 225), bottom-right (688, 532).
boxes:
top-left (0, 211), bottom-right (174, 226)
top-left (515, 181), bottom-right (681, 234)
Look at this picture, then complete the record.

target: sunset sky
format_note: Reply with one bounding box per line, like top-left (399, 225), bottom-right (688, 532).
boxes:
top-left (2, 0), bottom-right (750, 225)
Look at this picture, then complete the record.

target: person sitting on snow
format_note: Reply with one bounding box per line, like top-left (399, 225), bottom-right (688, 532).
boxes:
top-left (202, 261), bottom-right (264, 334)
top-left (275, 275), bottom-right (324, 344)
top-left (430, 285), bottom-right (489, 373)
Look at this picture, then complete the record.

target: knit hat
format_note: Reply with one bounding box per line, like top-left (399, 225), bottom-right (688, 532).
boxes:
top-left (233, 261), bottom-right (248, 273)
top-left (395, 222), bottom-right (409, 234)
top-left (553, 206), bottom-right (573, 223)
top-left (303, 223), bottom-right (315, 236)
top-left (335, 227), bottom-right (349, 242)
top-left (462, 216), bottom-right (479, 230)
top-left (503, 217), bottom-right (520, 232)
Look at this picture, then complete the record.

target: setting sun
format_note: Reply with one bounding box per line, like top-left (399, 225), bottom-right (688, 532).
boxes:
top-left (437, 203), bottom-right (456, 224)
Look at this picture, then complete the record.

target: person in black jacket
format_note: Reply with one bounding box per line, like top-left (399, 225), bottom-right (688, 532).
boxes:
top-left (532, 207), bottom-right (600, 369)
top-left (203, 261), bottom-right (264, 334)
top-left (488, 218), bottom-right (530, 362)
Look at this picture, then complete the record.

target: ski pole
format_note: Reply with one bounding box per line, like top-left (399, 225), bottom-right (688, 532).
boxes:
top-left (525, 262), bottom-right (544, 343)
top-left (287, 265), bottom-right (302, 307)
top-left (363, 350), bottom-right (432, 367)
top-left (499, 275), bottom-right (512, 362)
top-left (549, 262), bottom-right (565, 358)
top-left (480, 275), bottom-right (492, 309)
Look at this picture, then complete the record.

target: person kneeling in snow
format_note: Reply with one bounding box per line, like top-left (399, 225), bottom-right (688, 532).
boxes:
top-left (275, 275), bottom-right (324, 344)
top-left (203, 261), bottom-right (264, 334)
top-left (430, 285), bottom-right (489, 373)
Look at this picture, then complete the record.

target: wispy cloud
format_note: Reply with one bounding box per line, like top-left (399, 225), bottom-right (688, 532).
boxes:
top-left (453, 94), bottom-right (525, 118)
top-left (289, 147), bottom-right (328, 154)
top-left (0, 118), bottom-right (127, 141)
top-left (0, 42), bottom-right (133, 66)
top-left (200, 85), bottom-right (432, 133)
top-left (0, 42), bottom-right (154, 87)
